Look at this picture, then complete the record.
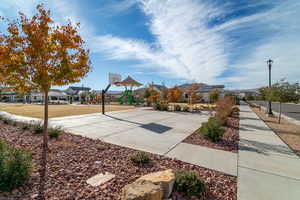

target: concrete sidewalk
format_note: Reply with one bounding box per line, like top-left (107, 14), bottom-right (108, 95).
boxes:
top-left (238, 103), bottom-right (300, 200)
top-left (166, 143), bottom-right (237, 176)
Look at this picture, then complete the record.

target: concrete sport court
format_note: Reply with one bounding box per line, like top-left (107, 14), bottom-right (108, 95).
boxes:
top-left (50, 107), bottom-right (209, 155)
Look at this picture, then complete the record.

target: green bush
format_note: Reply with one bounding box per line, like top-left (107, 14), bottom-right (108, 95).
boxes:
top-left (199, 117), bottom-right (225, 142)
top-left (174, 105), bottom-right (181, 111)
top-left (32, 122), bottom-right (43, 134)
top-left (20, 122), bottom-right (31, 130)
top-left (48, 127), bottom-right (62, 139)
top-left (154, 103), bottom-right (161, 110)
top-left (231, 106), bottom-right (240, 114)
top-left (129, 152), bottom-right (150, 165)
top-left (0, 140), bottom-right (32, 192)
top-left (2, 117), bottom-right (14, 125)
top-left (182, 106), bottom-right (189, 112)
top-left (174, 171), bottom-right (206, 199)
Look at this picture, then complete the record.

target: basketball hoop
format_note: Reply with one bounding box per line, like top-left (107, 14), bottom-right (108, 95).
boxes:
top-left (109, 73), bottom-right (121, 85)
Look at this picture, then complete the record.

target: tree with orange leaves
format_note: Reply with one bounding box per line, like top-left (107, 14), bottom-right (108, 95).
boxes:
top-left (167, 87), bottom-right (183, 103)
top-left (187, 84), bottom-right (202, 104)
top-left (0, 5), bottom-right (91, 199)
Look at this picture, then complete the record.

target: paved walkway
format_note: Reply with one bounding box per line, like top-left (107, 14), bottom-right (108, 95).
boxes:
top-left (238, 103), bottom-right (300, 200)
top-left (166, 143), bottom-right (237, 176)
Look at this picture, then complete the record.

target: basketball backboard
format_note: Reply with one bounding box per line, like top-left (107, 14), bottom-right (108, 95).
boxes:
top-left (109, 73), bottom-right (121, 85)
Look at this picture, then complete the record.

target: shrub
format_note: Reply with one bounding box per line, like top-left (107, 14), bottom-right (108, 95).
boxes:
top-left (174, 105), bottom-right (181, 111)
top-left (32, 122), bottom-right (43, 134)
top-left (174, 171), bottom-right (206, 199)
top-left (199, 117), bottom-right (225, 142)
top-left (215, 97), bottom-right (235, 126)
top-left (2, 117), bottom-right (14, 125)
top-left (20, 122), bottom-right (31, 130)
top-left (0, 140), bottom-right (32, 192)
top-left (194, 107), bottom-right (201, 112)
top-left (231, 106), bottom-right (240, 114)
top-left (129, 152), bottom-right (150, 165)
top-left (182, 106), bottom-right (189, 112)
top-left (160, 104), bottom-right (169, 111)
top-left (154, 103), bottom-right (161, 111)
top-left (48, 127), bottom-right (63, 139)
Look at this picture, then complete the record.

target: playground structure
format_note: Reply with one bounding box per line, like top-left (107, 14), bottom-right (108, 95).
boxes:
top-left (102, 74), bottom-right (142, 114)
top-left (116, 76), bottom-right (143, 105)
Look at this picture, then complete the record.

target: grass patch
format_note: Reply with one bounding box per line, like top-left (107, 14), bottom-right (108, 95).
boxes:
top-left (0, 104), bottom-right (134, 118)
top-left (174, 170), bottom-right (206, 199)
top-left (129, 152), bottom-right (150, 165)
top-left (48, 127), bottom-right (63, 139)
top-left (0, 140), bottom-right (32, 192)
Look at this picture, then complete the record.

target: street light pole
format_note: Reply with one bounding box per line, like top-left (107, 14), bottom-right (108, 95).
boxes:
top-left (267, 59), bottom-right (273, 116)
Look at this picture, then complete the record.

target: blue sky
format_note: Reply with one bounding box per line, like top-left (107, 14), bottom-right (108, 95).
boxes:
top-left (1, 0), bottom-right (299, 90)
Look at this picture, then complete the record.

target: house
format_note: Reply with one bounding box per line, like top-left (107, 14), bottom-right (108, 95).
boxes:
top-left (134, 84), bottom-right (168, 100)
top-left (65, 86), bottom-right (91, 102)
top-left (178, 83), bottom-right (225, 103)
top-left (0, 87), bottom-right (25, 102)
top-left (232, 89), bottom-right (260, 99)
top-left (30, 89), bottom-right (69, 104)
top-left (0, 87), bottom-right (69, 104)
top-left (194, 85), bottom-right (225, 102)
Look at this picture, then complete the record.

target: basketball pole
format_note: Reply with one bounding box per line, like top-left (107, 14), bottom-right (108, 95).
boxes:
top-left (102, 84), bottom-right (111, 115)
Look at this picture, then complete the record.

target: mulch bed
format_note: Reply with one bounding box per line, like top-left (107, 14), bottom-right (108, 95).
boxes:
top-left (0, 122), bottom-right (236, 200)
top-left (183, 112), bottom-right (239, 153)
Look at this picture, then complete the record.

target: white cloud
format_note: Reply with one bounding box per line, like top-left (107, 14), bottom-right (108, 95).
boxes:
top-left (94, 0), bottom-right (228, 84)
top-left (95, 0), bottom-right (300, 88)
top-left (222, 0), bottom-right (300, 89)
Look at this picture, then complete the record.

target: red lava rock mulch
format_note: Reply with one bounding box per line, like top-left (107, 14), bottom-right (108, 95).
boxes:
top-left (0, 122), bottom-right (236, 200)
top-left (184, 112), bottom-right (239, 153)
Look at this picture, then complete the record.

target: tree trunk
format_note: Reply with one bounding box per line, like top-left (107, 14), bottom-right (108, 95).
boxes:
top-left (38, 91), bottom-right (49, 200)
top-left (278, 102), bottom-right (282, 124)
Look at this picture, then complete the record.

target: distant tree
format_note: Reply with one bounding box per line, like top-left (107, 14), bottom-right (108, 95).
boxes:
top-left (148, 83), bottom-right (160, 104)
top-left (89, 91), bottom-right (97, 104)
top-left (167, 87), bottom-right (183, 103)
top-left (258, 87), bottom-right (268, 101)
top-left (0, 5), bottom-right (91, 199)
top-left (245, 93), bottom-right (255, 101)
top-left (267, 80), bottom-right (299, 123)
top-left (161, 82), bottom-right (169, 102)
top-left (80, 91), bottom-right (88, 104)
top-left (209, 89), bottom-right (220, 103)
top-left (186, 84), bottom-right (202, 104)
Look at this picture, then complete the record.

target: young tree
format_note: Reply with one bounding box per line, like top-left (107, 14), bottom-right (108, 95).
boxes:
top-left (0, 5), bottom-right (91, 199)
top-left (268, 81), bottom-right (299, 123)
top-left (167, 87), bottom-right (183, 103)
top-left (209, 89), bottom-right (220, 103)
top-left (186, 83), bottom-right (202, 104)
top-left (147, 83), bottom-right (160, 104)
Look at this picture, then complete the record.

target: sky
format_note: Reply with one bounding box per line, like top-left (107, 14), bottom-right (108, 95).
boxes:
top-left (0, 0), bottom-right (299, 90)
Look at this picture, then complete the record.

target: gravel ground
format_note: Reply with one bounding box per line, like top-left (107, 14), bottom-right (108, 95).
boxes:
top-left (183, 112), bottom-right (239, 153)
top-left (0, 122), bottom-right (236, 200)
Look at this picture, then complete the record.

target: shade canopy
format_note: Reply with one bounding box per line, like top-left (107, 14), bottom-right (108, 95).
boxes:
top-left (117, 76), bottom-right (142, 87)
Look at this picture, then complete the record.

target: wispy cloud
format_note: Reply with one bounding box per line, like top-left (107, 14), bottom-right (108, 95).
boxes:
top-left (94, 0), bottom-right (228, 84)
top-left (95, 0), bottom-right (300, 88)
top-left (1, 0), bottom-right (299, 89)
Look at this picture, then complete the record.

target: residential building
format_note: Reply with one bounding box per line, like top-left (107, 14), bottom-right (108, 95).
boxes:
top-left (65, 86), bottom-right (91, 102)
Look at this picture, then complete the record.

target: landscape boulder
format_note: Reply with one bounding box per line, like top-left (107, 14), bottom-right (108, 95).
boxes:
top-left (121, 179), bottom-right (163, 200)
top-left (137, 169), bottom-right (175, 198)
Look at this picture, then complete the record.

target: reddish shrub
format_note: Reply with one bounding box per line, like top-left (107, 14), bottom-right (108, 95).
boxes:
top-left (215, 97), bottom-right (235, 126)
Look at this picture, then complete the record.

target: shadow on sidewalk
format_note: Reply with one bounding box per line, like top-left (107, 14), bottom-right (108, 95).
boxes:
top-left (239, 139), bottom-right (296, 157)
